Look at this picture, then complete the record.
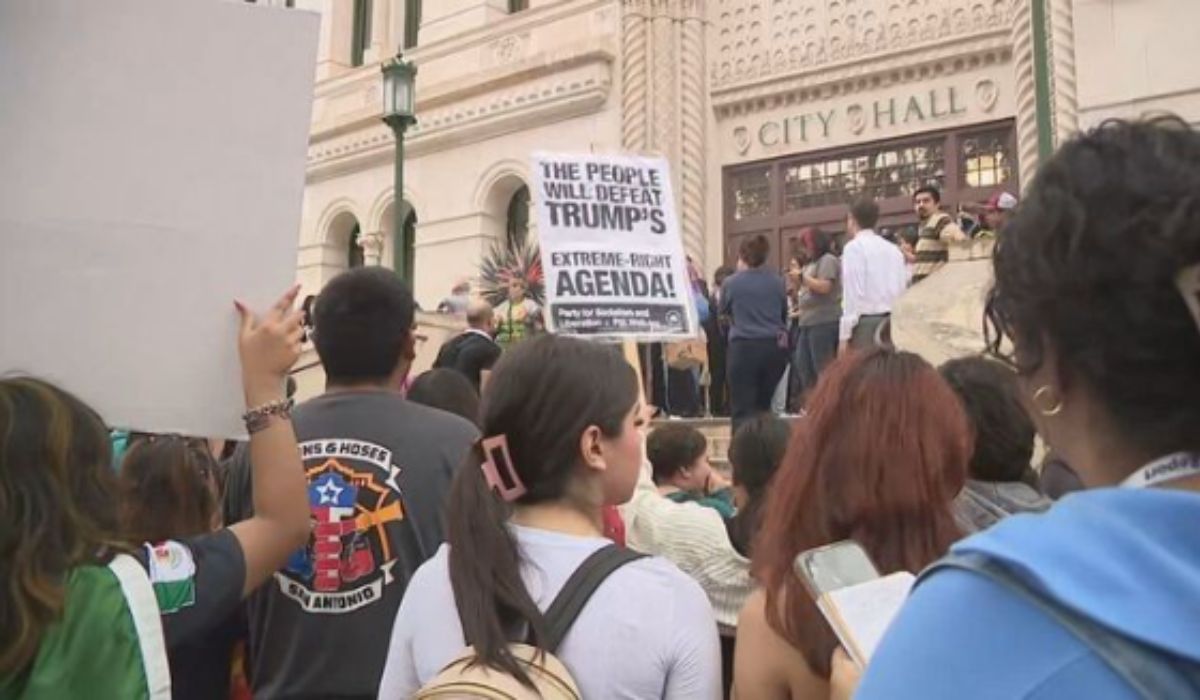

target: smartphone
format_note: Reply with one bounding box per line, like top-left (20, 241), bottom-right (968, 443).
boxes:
top-left (795, 541), bottom-right (885, 670)
top-left (794, 541), bottom-right (880, 596)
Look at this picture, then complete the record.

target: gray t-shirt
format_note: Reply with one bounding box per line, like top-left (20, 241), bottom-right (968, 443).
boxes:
top-left (224, 389), bottom-right (478, 699)
top-left (796, 253), bottom-right (842, 327)
top-left (378, 524), bottom-right (723, 699)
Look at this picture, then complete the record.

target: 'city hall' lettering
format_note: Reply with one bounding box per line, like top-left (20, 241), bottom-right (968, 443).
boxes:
top-left (745, 86), bottom-right (968, 151)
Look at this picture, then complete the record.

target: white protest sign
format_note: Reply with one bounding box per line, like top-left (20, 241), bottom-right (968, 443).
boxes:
top-left (0, 0), bottom-right (319, 438)
top-left (532, 152), bottom-right (698, 340)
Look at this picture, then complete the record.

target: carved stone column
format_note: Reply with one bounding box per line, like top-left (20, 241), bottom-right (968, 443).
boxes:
top-left (1012, 0), bottom-right (1079, 184)
top-left (621, 0), bottom-right (707, 263)
top-left (359, 230), bottom-right (386, 267)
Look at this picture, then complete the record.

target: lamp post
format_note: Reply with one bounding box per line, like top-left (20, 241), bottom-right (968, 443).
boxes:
top-left (381, 53), bottom-right (417, 281)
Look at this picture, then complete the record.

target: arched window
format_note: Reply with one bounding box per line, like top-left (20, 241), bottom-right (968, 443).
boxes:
top-left (506, 185), bottom-right (530, 250)
top-left (348, 223), bottom-right (364, 268)
top-left (394, 207), bottom-right (417, 282)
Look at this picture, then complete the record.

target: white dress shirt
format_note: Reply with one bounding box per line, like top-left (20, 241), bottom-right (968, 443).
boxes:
top-left (839, 229), bottom-right (908, 341)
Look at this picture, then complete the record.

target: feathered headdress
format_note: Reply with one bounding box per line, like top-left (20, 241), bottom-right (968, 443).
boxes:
top-left (478, 238), bottom-right (545, 307)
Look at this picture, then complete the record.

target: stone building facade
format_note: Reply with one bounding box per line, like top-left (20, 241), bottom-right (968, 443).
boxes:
top-left (285, 0), bottom-right (1194, 308)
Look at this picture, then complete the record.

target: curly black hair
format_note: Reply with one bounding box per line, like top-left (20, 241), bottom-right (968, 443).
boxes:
top-left (984, 116), bottom-right (1200, 459)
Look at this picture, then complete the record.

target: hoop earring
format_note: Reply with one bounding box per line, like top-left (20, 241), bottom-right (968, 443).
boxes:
top-left (1032, 385), bottom-right (1063, 417)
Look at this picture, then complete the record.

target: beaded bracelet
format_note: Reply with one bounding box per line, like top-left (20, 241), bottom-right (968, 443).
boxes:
top-left (242, 397), bottom-right (294, 435)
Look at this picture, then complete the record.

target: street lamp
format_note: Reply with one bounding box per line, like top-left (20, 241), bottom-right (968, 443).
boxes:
top-left (381, 52), bottom-right (417, 281)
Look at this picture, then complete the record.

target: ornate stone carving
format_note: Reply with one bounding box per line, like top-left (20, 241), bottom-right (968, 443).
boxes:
top-left (713, 0), bottom-right (1014, 89)
top-left (1010, 0), bottom-right (1077, 183)
top-left (622, 0), bottom-right (709, 262)
top-left (679, 2), bottom-right (706, 260)
top-left (975, 77), bottom-right (999, 112)
top-left (359, 230), bottom-right (386, 266)
top-left (621, 0), bottom-right (650, 151)
top-left (490, 32), bottom-right (530, 65)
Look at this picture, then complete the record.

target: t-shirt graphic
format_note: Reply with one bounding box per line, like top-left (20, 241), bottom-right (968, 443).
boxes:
top-left (222, 390), bottom-right (478, 699)
top-left (279, 439), bottom-right (406, 613)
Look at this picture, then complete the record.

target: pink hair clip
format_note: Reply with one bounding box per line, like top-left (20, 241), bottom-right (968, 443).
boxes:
top-left (480, 435), bottom-right (526, 502)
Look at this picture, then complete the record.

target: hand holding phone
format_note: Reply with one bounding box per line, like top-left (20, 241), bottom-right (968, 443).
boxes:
top-left (795, 541), bottom-right (914, 670)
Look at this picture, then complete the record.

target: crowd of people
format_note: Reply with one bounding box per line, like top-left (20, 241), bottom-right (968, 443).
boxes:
top-left (3, 117), bottom-right (1199, 699)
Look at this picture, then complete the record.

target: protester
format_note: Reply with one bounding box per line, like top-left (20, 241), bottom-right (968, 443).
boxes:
top-left (735, 349), bottom-right (968, 698)
top-left (911, 185), bottom-right (968, 282)
top-left (493, 277), bottom-right (542, 349)
top-left (719, 413), bottom-right (791, 698)
top-left (0, 287), bottom-right (310, 698)
top-left (849, 117), bottom-right (1200, 698)
top-left (118, 435), bottom-right (242, 700)
top-left (939, 356), bottom-right (1051, 532)
top-left (724, 413), bottom-right (790, 558)
top-left (436, 279), bottom-right (471, 316)
top-left (647, 423), bottom-right (735, 519)
top-left (709, 265), bottom-right (735, 416)
top-left (839, 198), bottom-right (907, 353)
top-left (792, 227), bottom-right (841, 398)
top-left (433, 298), bottom-right (501, 391)
top-left (378, 335), bottom-right (721, 698)
top-left (223, 268), bottom-right (478, 699)
top-left (406, 368), bottom-right (481, 427)
top-left (782, 253), bottom-right (806, 412)
top-left (719, 234), bottom-right (788, 428)
top-left (977, 191), bottom-right (1018, 238)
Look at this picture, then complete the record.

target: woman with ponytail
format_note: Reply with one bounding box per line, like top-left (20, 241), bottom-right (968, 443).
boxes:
top-left (378, 335), bottom-right (721, 698)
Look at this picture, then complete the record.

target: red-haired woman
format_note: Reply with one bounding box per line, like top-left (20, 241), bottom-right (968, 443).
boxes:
top-left (733, 349), bottom-right (969, 699)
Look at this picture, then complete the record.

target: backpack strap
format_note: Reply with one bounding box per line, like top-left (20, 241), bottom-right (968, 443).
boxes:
top-left (924, 551), bottom-right (1200, 699)
top-left (535, 545), bottom-right (648, 653)
top-left (108, 553), bottom-right (172, 700)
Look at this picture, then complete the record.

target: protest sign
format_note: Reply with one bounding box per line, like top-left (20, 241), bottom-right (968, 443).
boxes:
top-left (0, 0), bottom-right (319, 437)
top-left (532, 153), bottom-right (699, 340)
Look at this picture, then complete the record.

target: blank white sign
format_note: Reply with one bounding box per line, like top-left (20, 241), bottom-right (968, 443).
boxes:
top-left (0, 0), bottom-right (319, 437)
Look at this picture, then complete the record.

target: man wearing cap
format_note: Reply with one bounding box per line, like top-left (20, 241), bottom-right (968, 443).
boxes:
top-left (978, 191), bottom-right (1018, 238)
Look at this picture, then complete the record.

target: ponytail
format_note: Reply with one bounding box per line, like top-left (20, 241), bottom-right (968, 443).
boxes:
top-left (446, 442), bottom-right (547, 687)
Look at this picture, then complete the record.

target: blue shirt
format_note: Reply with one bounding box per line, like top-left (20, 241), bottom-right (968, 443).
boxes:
top-left (718, 267), bottom-right (787, 342)
top-left (859, 488), bottom-right (1200, 699)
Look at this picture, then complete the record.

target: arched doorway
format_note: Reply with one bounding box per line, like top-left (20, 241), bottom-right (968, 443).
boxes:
top-left (348, 224), bottom-right (364, 268)
top-left (506, 185), bottom-right (530, 250)
top-left (326, 211), bottom-right (363, 271)
top-left (396, 207), bottom-right (416, 283)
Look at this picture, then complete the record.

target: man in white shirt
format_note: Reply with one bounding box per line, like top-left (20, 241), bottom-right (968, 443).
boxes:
top-left (839, 198), bottom-right (908, 353)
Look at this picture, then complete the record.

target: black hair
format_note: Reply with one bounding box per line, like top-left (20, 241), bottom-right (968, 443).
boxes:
top-left (914, 185), bottom-right (942, 203)
top-left (849, 198), bottom-right (880, 229)
top-left (939, 356), bottom-right (1036, 484)
top-left (739, 235), bottom-right (770, 268)
top-left (445, 335), bottom-right (639, 686)
top-left (806, 227), bottom-right (834, 259)
top-left (726, 413), bottom-right (790, 556)
top-left (406, 369), bottom-right (480, 427)
top-left (985, 116), bottom-right (1200, 463)
top-left (119, 435), bottom-right (220, 545)
top-left (646, 424), bottom-right (708, 484)
top-left (714, 265), bottom-right (735, 286)
top-left (899, 227), bottom-right (920, 247)
top-left (312, 267), bottom-right (415, 385)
